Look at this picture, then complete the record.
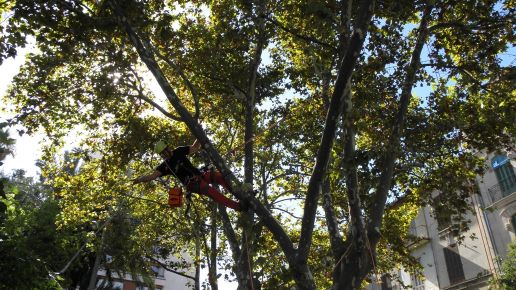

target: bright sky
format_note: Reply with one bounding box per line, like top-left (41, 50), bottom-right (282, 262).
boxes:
top-left (0, 43), bottom-right (44, 177)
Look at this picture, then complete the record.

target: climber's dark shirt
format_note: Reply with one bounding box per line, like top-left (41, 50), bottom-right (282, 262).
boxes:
top-left (156, 146), bottom-right (201, 185)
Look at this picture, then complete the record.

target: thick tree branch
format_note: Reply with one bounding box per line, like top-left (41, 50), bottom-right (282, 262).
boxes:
top-left (239, 2), bottom-right (267, 287)
top-left (368, 3), bottom-right (434, 245)
top-left (343, 126), bottom-right (365, 243)
top-left (127, 92), bottom-right (182, 121)
top-left (218, 205), bottom-right (241, 259)
top-left (321, 177), bottom-right (345, 259)
top-left (297, 0), bottom-right (375, 267)
top-left (244, 0), bottom-right (266, 186)
top-left (209, 206), bottom-right (219, 290)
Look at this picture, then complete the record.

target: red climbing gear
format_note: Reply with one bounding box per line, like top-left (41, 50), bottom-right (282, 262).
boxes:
top-left (168, 187), bottom-right (183, 208)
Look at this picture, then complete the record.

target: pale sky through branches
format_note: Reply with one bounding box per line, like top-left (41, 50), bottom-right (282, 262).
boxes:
top-left (0, 43), bottom-right (44, 177)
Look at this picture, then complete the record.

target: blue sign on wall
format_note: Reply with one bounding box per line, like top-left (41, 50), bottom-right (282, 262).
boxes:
top-left (491, 155), bottom-right (509, 169)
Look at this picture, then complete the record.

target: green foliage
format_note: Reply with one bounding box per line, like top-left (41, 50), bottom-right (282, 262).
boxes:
top-left (0, 171), bottom-right (82, 289)
top-left (500, 239), bottom-right (516, 289)
top-left (491, 239), bottom-right (516, 289)
top-left (0, 0), bottom-right (514, 288)
top-left (0, 122), bottom-right (15, 162)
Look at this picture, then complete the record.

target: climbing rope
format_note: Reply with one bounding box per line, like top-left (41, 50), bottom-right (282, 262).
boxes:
top-left (243, 233), bottom-right (255, 290)
top-left (365, 232), bottom-right (380, 284)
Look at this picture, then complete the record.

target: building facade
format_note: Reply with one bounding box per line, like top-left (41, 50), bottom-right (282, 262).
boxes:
top-left (96, 254), bottom-right (195, 290)
top-left (369, 151), bottom-right (516, 290)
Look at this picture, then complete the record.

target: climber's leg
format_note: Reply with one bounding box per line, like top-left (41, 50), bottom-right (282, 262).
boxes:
top-left (188, 178), bottom-right (240, 211)
top-left (202, 170), bottom-right (232, 192)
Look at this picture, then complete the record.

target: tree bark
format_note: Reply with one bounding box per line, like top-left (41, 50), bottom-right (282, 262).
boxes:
top-left (195, 233), bottom-right (201, 290)
top-left (368, 3), bottom-right (434, 247)
top-left (210, 205), bottom-right (219, 290)
top-left (87, 225), bottom-right (107, 290)
top-left (295, 1), bottom-right (375, 288)
top-left (239, 1), bottom-right (267, 288)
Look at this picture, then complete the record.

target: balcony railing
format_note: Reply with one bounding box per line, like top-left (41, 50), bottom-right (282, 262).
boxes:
top-left (488, 175), bottom-right (516, 203)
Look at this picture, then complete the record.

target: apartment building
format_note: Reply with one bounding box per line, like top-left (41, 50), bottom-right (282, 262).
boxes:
top-left (369, 151), bottom-right (516, 290)
top-left (95, 253), bottom-right (195, 290)
top-left (96, 265), bottom-right (193, 290)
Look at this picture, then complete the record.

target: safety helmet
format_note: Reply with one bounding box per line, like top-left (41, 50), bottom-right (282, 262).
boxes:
top-left (153, 140), bottom-right (168, 154)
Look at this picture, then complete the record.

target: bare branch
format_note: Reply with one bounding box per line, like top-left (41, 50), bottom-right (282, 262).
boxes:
top-left (125, 67), bottom-right (183, 121)
top-left (153, 48), bottom-right (201, 120)
top-left (146, 256), bottom-right (196, 280)
top-left (369, 3), bottom-right (434, 245)
top-left (263, 14), bottom-right (336, 51)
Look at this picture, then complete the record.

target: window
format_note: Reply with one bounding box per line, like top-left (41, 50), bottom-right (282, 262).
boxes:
top-left (151, 265), bottom-right (165, 278)
top-left (492, 155), bottom-right (516, 197)
top-left (381, 274), bottom-right (392, 290)
top-left (410, 274), bottom-right (425, 290)
top-left (434, 196), bottom-right (452, 231)
top-left (97, 279), bottom-right (124, 290)
top-left (115, 281), bottom-right (124, 289)
top-left (511, 214), bottom-right (516, 233)
top-left (443, 245), bottom-right (465, 285)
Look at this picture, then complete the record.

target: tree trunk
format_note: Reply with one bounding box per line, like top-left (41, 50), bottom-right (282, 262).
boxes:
top-left (334, 247), bottom-right (373, 290)
top-left (295, 2), bottom-right (375, 289)
top-left (86, 249), bottom-right (102, 290)
top-left (87, 226), bottom-right (107, 290)
top-left (195, 234), bottom-right (201, 290)
top-left (239, 1), bottom-right (266, 288)
top-left (291, 263), bottom-right (317, 290)
top-left (210, 204), bottom-right (219, 290)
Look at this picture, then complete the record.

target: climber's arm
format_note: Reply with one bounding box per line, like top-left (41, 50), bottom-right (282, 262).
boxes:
top-left (189, 139), bottom-right (201, 155)
top-left (132, 170), bottom-right (162, 184)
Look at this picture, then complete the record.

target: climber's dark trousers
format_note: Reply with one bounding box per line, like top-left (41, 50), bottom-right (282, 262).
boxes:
top-left (186, 171), bottom-right (240, 211)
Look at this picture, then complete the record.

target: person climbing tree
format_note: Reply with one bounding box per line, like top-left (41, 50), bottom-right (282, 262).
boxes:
top-left (132, 139), bottom-right (241, 211)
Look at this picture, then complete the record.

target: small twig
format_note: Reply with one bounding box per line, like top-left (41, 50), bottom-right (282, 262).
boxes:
top-left (263, 13), bottom-right (336, 51)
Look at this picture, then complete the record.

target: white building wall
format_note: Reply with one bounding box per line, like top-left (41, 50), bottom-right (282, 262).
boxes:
top-left (454, 214), bottom-right (491, 280)
top-left (365, 150), bottom-right (516, 290)
top-left (96, 253), bottom-right (194, 290)
top-left (411, 209), bottom-right (440, 290)
top-left (392, 197), bottom-right (497, 289)
top-left (411, 243), bottom-right (440, 290)
top-left (476, 155), bottom-right (516, 260)
top-left (162, 269), bottom-right (193, 290)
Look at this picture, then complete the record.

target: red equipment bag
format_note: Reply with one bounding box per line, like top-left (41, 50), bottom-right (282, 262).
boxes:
top-left (168, 187), bottom-right (183, 208)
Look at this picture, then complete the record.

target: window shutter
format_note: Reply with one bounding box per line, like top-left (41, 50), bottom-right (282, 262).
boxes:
top-left (443, 246), bottom-right (465, 285)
